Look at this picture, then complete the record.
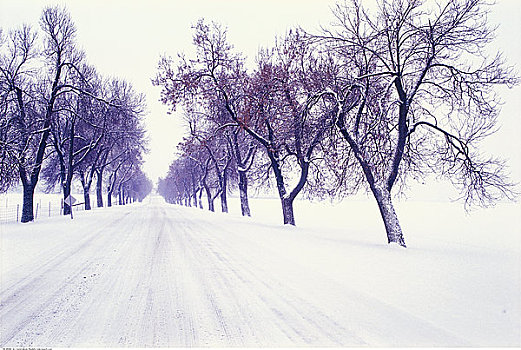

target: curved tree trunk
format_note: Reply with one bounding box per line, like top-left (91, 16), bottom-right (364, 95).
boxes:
top-left (371, 185), bottom-right (406, 247)
top-left (336, 118), bottom-right (407, 247)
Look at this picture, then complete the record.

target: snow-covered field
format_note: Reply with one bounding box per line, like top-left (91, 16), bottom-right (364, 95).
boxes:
top-left (0, 195), bottom-right (519, 347)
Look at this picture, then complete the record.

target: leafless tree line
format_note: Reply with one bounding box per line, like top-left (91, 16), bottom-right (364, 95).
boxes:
top-left (156, 0), bottom-right (518, 247)
top-left (0, 6), bottom-right (152, 222)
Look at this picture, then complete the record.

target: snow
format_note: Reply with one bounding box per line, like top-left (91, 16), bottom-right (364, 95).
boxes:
top-left (0, 195), bottom-right (519, 347)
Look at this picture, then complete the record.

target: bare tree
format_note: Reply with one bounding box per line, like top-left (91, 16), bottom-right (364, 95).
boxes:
top-left (2, 7), bottom-right (150, 216)
top-left (0, 25), bottom-right (39, 194)
top-left (155, 22), bottom-right (338, 225)
top-left (185, 107), bottom-right (235, 213)
top-left (154, 19), bottom-right (258, 217)
top-left (106, 152), bottom-right (130, 207)
top-left (125, 169), bottom-right (152, 202)
top-left (43, 64), bottom-right (105, 215)
top-left (92, 78), bottom-right (147, 208)
top-left (177, 133), bottom-right (224, 211)
top-left (0, 6), bottom-right (98, 222)
top-left (238, 31), bottom-right (351, 225)
top-left (310, 0), bottom-right (518, 246)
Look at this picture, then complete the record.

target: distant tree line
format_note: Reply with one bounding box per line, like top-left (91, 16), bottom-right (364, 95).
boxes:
top-left (157, 0), bottom-right (518, 247)
top-left (0, 6), bottom-right (152, 222)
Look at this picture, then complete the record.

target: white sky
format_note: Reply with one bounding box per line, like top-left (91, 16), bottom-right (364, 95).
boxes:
top-left (1, 0), bottom-right (520, 187)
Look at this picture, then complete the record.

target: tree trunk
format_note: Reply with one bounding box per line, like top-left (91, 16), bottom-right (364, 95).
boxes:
top-left (198, 188), bottom-right (203, 209)
top-left (63, 182), bottom-right (72, 215)
top-left (281, 197), bottom-right (295, 226)
top-left (63, 121), bottom-right (75, 216)
top-left (96, 171), bottom-right (103, 207)
top-left (220, 171), bottom-right (228, 213)
top-left (238, 170), bottom-right (251, 216)
top-left (371, 186), bottom-right (406, 247)
top-left (84, 189), bottom-right (91, 210)
top-left (336, 122), bottom-right (407, 247)
top-left (118, 185), bottom-right (123, 205)
top-left (192, 190), bottom-right (197, 207)
top-left (21, 181), bottom-right (35, 223)
top-left (267, 152), bottom-right (294, 225)
top-left (186, 190), bottom-right (192, 207)
top-left (268, 152), bottom-right (306, 226)
top-left (107, 191), bottom-right (112, 207)
top-left (79, 174), bottom-right (92, 211)
top-left (204, 185), bottom-right (214, 212)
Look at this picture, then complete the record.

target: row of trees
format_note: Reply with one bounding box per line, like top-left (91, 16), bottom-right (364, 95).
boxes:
top-left (155, 0), bottom-right (517, 247)
top-left (0, 6), bottom-right (151, 222)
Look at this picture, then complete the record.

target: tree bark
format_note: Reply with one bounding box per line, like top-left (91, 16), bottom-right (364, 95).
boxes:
top-left (198, 188), bottom-right (203, 209)
top-left (84, 190), bottom-right (91, 210)
top-left (62, 180), bottom-right (72, 215)
top-left (371, 185), bottom-right (406, 247)
top-left (337, 117), bottom-right (406, 247)
top-left (118, 185), bottom-right (123, 205)
top-left (96, 170), bottom-right (103, 207)
top-left (267, 151), bottom-right (296, 225)
top-left (269, 151), bottom-right (309, 226)
top-left (238, 170), bottom-right (251, 216)
top-left (220, 169), bottom-right (228, 213)
top-left (231, 131), bottom-right (253, 217)
top-left (281, 196), bottom-right (295, 226)
top-left (79, 173), bottom-right (91, 211)
top-left (192, 189), bottom-right (197, 207)
top-left (21, 181), bottom-right (35, 223)
top-left (387, 96), bottom-right (409, 191)
top-left (204, 184), bottom-right (214, 212)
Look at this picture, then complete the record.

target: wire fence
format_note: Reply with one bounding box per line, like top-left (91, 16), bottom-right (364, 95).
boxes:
top-left (0, 193), bottom-right (130, 224)
top-left (0, 198), bottom-right (88, 223)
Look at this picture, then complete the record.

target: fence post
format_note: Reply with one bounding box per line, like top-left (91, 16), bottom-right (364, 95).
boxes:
top-left (16, 204), bottom-right (19, 222)
top-left (35, 202), bottom-right (39, 220)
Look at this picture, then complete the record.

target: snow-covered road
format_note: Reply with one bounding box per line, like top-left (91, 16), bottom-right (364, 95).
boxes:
top-left (1, 196), bottom-right (519, 347)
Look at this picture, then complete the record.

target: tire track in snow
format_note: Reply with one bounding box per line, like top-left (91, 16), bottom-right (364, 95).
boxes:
top-left (0, 208), bottom-right (140, 346)
top-left (168, 206), bottom-right (366, 346)
top-left (0, 210), bottom-right (131, 304)
top-left (68, 203), bottom-right (175, 347)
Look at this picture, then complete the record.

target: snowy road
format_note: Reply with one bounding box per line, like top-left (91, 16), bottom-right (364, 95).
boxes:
top-left (1, 196), bottom-right (519, 347)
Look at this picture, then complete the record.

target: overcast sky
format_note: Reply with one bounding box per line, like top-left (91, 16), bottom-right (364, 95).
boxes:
top-left (1, 0), bottom-right (520, 187)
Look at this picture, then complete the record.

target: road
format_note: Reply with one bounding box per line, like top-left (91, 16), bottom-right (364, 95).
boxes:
top-left (0, 197), bottom-right (487, 346)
